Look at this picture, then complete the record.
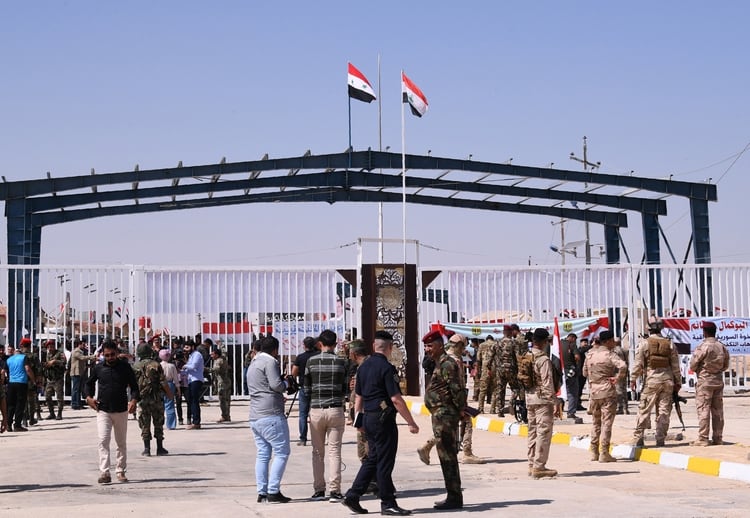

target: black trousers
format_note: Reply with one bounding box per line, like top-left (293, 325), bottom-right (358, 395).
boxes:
top-left (7, 382), bottom-right (28, 427)
top-left (347, 413), bottom-right (398, 507)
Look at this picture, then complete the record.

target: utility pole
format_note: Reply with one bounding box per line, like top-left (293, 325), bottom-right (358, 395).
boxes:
top-left (570, 136), bottom-right (601, 265)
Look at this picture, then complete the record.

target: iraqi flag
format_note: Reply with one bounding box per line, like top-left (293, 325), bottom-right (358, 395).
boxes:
top-left (348, 62), bottom-right (376, 103)
top-left (402, 71), bottom-right (428, 117)
top-left (551, 317), bottom-right (567, 400)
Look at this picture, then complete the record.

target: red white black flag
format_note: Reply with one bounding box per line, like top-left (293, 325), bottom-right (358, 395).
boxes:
top-left (401, 71), bottom-right (428, 117)
top-left (348, 62), bottom-right (376, 103)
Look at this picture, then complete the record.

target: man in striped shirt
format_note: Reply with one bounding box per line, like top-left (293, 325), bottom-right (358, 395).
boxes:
top-left (304, 330), bottom-right (348, 503)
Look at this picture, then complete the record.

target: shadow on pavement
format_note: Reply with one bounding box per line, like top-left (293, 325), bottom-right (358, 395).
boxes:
top-left (559, 469), bottom-right (638, 477)
top-left (412, 498), bottom-right (554, 514)
top-left (0, 483), bottom-right (89, 494)
top-left (166, 452), bottom-right (228, 457)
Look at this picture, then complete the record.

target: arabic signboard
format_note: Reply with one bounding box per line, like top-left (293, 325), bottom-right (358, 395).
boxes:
top-left (662, 317), bottom-right (750, 355)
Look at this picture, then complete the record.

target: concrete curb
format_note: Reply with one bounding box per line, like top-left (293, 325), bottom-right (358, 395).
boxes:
top-left (405, 400), bottom-right (750, 484)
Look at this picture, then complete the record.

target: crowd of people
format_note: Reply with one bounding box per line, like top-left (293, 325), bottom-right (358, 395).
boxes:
top-left (0, 318), bottom-right (732, 510)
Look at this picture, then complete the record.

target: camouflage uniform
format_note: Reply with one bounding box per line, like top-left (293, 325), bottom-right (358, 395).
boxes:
top-left (526, 346), bottom-right (556, 477)
top-left (210, 354), bottom-right (232, 421)
top-left (424, 350), bottom-right (465, 507)
top-left (133, 345), bottom-right (168, 455)
top-left (613, 344), bottom-right (629, 414)
top-left (631, 332), bottom-right (681, 446)
top-left (689, 336), bottom-right (729, 445)
top-left (476, 337), bottom-right (497, 413)
top-left (44, 347), bottom-right (67, 419)
top-left (583, 344), bottom-right (626, 461)
top-left (25, 348), bottom-right (43, 424)
top-left (491, 335), bottom-right (519, 416)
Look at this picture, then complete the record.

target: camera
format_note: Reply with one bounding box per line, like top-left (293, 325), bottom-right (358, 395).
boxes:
top-left (284, 375), bottom-right (299, 395)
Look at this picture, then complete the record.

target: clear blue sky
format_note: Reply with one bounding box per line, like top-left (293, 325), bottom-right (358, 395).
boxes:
top-left (1, 1), bottom-right (748, 267)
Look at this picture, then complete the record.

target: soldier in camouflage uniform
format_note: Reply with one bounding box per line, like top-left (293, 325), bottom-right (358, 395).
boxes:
top-left (630, 320), bottom-right (682, 447)
top-left (689, 321), bottom-right (730, 446)
top-left (22, 342), bottom-right (43, 426)
top-left (209, 347), bottom-right (232, 422)
top-left (491, 325), bottom-right (520, 417)
top-left (476, 335), bottom-right (497, 414)
top-left (43, 340), bottom-right (67, 420)
top-left (423, 331), bottom-right (465, 510)
top-left (133, 344), bottom-right (173, 456)
top-left (0, 367), bottom-right (8, 433)
top-left (582, 330), bottom-right (627, 462)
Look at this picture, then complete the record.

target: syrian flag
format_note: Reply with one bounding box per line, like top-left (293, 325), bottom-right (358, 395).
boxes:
top-left (348, 62), bottom-right (376, 103)
top-left (401, 71), bottom-right (428, 117)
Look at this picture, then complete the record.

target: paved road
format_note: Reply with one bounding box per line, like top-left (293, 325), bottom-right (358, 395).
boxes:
top-left (1, 397), bottom-right (749, 518)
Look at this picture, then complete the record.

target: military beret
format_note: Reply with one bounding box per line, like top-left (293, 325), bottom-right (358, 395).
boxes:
top-left (45, 339), bottom-right (56, 346)
top-left (533, 328), bottom-right (550, 342)
top-left (599, 330), bottom-right (615, 342)
top-left (701, 321), bottom-right (717, 331)
top-left (422, 330), bottom-right (443, 344)
top-left (503, 324), bottom-right (512, 331)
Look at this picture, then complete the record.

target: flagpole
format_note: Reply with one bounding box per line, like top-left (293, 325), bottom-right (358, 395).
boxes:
top-left (401, 69), bottom-right (407, 265)
top-left (348, 95), bottom-right (352, 169)
top-left (377, 54), bottom-right (384, 263)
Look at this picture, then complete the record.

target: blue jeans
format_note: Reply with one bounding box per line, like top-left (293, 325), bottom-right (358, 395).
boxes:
top-left (188, 380), bottom-right (202, 425)
top-left (71, 375), bottom-right (82, 409)
top-left (250, 414), bottom-right (291, 495)
top-left (164, 381), bottom-right (177, 430)
top-left (298, 389), bottom-right (311, 441)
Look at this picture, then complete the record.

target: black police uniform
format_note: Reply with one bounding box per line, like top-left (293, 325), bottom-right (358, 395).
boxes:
top-left (346, 352), bottom-right (402, 508)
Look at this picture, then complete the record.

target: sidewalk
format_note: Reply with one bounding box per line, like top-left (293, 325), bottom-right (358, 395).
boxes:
top-left (406, 391), bottom-right (750, 484)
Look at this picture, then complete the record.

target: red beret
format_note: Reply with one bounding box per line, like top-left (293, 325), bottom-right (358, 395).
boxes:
top-left (421, 330), bottom-right (443, 344)
top-left (503, 324), bottom-right (512, 331)
top-left (45, 339), bottom-right (56, 346)
top-left (19, 337), bottom-right (32, 346)
top-left (701, 321), bottom-right (717, 331)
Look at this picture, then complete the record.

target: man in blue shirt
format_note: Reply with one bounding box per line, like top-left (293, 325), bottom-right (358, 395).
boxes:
top-left (7, 338), bottom-right (36, 432)
top-left (182, 341), bottom-right (205, 429)
top-left (342, 331), bottom-right (419, 516)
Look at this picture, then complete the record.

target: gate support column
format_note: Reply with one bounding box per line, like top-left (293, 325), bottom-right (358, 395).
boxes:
top-left (360, 264), bottom-right (419, 396)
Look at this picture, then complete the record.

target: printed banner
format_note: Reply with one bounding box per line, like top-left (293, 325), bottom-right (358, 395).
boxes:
top-left (442, 315), bottom-right (610, 342)
top-left (662, 317), bottom-right (750, 355)
top-left (272, 318), bottom-right (347, 356)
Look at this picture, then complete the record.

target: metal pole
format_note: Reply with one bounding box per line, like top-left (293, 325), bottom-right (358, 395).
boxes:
top-left (377, 54), bottom-right (384, 263)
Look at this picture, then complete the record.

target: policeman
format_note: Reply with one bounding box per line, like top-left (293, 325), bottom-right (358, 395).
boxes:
top-left (342, 331), bottom-right (419, 516)
top-left (630, 320), bottom-right (681, 447)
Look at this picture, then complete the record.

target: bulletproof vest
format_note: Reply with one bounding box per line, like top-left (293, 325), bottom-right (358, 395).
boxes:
top-left (646, 336), bottom-right (672, 369)
top-left (136, 359), bottom-right (162, 398)
top-left (496, 338), bottom-right (517, 377)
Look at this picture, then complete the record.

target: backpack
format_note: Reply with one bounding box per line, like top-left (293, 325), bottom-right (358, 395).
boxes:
top-left (516, 352), bottom-right (536, 390)
top-left (136, 359), bottom-right (162, 399)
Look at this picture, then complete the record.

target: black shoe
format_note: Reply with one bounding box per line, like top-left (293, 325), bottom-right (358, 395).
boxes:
top-left (576, 405), bottom-right (586, 411)
top-left (156, 447), bottom-right (169, 456)
top-left (367, 482), bottom-right (379, 496)
top-left (267, 492), bottom-right (291, 504)
top-left (381, 504), bottom-right (412, 516)
top-left (141, 448), bottom-right (151, 457)
top-left (45, 414), bottom-right (55, 420)
top-left (329, 491), bottom-right (344, 503)
top-left (433, 498), bottom-right (463, 510)
top-left (311, 490), bottom-right (326, 501)
top-left (342, 496), bottom-right (369, 514)
top-left (56, 415), bottom-right (63, 421)
top-left (257, 494), bottom-right (267, 503)
top-left (15, 426), bottom-right (29, 432)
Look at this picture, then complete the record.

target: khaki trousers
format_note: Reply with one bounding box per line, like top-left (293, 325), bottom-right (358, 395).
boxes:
top-left (695, 383), bottom-right (724, 442)
top-left (590, 397), bottom-right (617, 451)
top-left (527, 403), bottom-right (554, 469)
top-left (97, 410), bottom-right (129, 475)
top-left (309, 407), bottom-right (345, 493)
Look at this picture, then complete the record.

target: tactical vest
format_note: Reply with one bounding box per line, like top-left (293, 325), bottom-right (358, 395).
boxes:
top-left (646, 336), bottom-right (672, 369)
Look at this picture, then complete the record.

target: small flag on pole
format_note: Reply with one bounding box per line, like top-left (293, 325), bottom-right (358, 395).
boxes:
top-left (348, 62), bottom-right (376, 103)
top-left (551, 317), bottom-right (567, 400)
top-left (401, 71), bottom-right (428, 117)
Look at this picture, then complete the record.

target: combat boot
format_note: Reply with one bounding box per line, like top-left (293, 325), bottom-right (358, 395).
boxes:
top-left (599, 451), bottom-right (617, 463)
top-left (532, 467), bottom-right (558, 479)
top-left (142, 440), bottom-right (151, 457)
top-left (45, 407), bottom-right (56, 420)
top-left (631, 437), bottom-right (644, 447)
top-left (156, 439), bottom-right (169, 456)
top-left (590, 444), bottom-right (599, 461)
top-left (461, 453), bottom-right (484, 464)
top-left (417, 443), bottom-right (432, 465)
